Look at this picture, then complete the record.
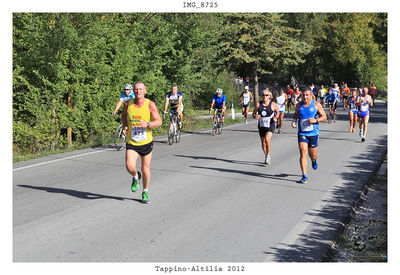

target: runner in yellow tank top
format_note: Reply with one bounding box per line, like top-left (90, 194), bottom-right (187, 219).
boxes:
top-left (126, 98), bottom-right (153, 146)
top-left (122, 82), bottom-right (162, 203)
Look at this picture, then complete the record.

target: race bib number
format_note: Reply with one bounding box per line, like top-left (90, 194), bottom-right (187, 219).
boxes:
top-left (260, 117), bottom-right (271, 128)
top-left (360, 101), bottom-right (369, 112)
top-left (131, 126), bottom-right (147, 142)
top-left (300, 119), bottom-right (313, 132)
top-left (350, 103), bottom-right (357, 111)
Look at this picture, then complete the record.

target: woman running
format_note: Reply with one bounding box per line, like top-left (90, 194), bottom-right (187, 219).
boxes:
top-left (253, 89), bottom-right (279, 165)
top-left (347, 89), bottom-right (359, 133)
top-left (275, 88), bottom-right (287, 134)
top-left (358, 87), bottom-right (373, 142)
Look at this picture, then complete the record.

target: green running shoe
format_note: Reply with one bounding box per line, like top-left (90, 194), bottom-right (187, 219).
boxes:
top-left (131, 171), bottom-right (141, 192)
top-left (142, 191), bottom-right (150, 204)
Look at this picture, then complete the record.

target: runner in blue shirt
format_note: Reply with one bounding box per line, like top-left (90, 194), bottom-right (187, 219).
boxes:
top-left (210, 88), bottom-right (226, 122)
top-left (291, 86), bottom-right (327, 183)
top-left (112, 83), bottom-right (135, 117)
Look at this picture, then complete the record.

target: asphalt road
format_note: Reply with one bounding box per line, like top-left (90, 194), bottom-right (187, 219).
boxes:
top-left (13, 100), bottom-right (387, 262)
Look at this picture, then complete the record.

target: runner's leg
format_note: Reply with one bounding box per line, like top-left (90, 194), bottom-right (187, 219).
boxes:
top-left (126, 149), bottom-right (140, 177)
top-left (298, 142), bottom-right (308, 176)
top-left (141, 152), bottom-right (153, 191)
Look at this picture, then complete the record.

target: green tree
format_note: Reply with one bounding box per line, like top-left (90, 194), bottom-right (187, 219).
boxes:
top-left (220, 13), bottom-right (312, 102)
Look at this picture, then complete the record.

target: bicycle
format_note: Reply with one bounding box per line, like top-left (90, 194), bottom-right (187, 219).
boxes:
top-left (114, 123), bottom-right (126, 150)
top-left (211, 108), bottom-right (224, 136)
top-left (326, 102), bottom-right (337, 124)
top-left (164, 111), bottom-right (181, 145)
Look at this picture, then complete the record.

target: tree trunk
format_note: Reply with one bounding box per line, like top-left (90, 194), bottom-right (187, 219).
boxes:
top-left (67, 94), bottom-right (72, 148)
top-left (51, 99), bottom-right (56, 151)
top-left (253, 61), bottom-right (259, 104)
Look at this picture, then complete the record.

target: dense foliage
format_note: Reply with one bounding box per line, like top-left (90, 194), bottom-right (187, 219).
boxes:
top-left (13, 13), bottom-right (387, 155)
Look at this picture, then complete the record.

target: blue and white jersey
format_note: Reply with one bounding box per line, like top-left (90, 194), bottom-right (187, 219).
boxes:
top-left (212, 94), bottom-right (226, 108)
top-left (297, 100), bottom-right (319, 136)
top-left (332, 89), bottom-right (339, 99)
top-left (349, 96), bottom-right (359, 113)
top-left (119, 91), bottom-right (135, 102)
top-left (324, 92), bottom-right (338, 103)
top-left (166, 91), bottom-right (183, 109)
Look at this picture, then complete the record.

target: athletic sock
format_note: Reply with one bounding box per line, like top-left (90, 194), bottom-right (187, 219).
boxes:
top-left (133, 173), bottom-right (138, 180)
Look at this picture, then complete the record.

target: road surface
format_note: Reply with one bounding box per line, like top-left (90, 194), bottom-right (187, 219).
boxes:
top-left (13, 100), bottom-right (387, 262)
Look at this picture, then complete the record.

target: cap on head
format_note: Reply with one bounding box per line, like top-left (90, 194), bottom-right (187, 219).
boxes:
top-left (124, 83), bottom-right (133, 90)
top-left (244, 86), bottom-right (249, 90)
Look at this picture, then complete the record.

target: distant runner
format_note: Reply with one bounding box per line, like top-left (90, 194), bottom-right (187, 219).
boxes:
top-left (240, 86), bottom-right (253, 124)
top-left (347, 89), bottom-right (359, 133)
top-left (275, 88), bottom-right (287, 134)
top-left (358, 87), bottom-right (373, 142)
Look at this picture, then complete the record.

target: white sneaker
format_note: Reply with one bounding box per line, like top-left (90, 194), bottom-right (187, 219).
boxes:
top-left (245, 120), bottom-right (248, 124)
top-left (266, 154), bottom-right (271, 165)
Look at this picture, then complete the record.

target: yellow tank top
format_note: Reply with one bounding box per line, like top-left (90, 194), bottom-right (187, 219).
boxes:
top-left (126, 98), bottom-right (153, 146)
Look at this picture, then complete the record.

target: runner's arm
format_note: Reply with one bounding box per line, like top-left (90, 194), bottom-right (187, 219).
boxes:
top-left (312, 101), bottom-right (327, 123)
top-left (291, 103), bottom-right (301, 128)
top-left (252, 102), bottom-right (260, 119)
top-left (121, 101), bottom-right (129, 135)
top-left (272, 102), bottom-right (279, 122)
top-left (145, 101), bottom-right (162, 129)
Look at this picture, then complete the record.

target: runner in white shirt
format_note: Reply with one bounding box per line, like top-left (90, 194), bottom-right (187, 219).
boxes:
top-left (240, 86), bottom-right (253, 124)
top-left (275, 88), bottom-right (287, 134)
top-left (358, 87), bottom-right (373, 142)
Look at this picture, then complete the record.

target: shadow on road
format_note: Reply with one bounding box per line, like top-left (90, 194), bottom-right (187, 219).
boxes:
top-left (175, 154), bottom-right (266, 167)
top-left (226, 129), bottom-right (259, 133)
top-left (262, 135), bottom-right (387, 262)
top-left (190, 165), bottom-right (301, 184)
top-left (17, 185), bottom-right (144, 203)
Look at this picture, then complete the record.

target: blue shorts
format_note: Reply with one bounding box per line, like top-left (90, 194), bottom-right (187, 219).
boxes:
top-left (298, 135), bottom-right (319, 148)
top-left (358, 110), bottom-right (369, 118)
top-left (279, 110), bottom-right (285, 113)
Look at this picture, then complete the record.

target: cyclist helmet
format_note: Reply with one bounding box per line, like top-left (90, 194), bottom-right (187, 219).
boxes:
top-left (124, 83), bottom-right (133, 90)
top-left (216, 88), bottom-right (223, 94)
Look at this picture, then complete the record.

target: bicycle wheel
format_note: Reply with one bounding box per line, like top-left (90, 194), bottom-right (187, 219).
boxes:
top-left (333, 113), bottom-right (337, 122)
top-left (114, 124), bottom-right (126, 151)
top-left (168, 121), bottom-right (174, 145)
top-left (211, 116), bottom-right (217, 136)
top-left (327, 110), bottom-right (332, 124)
top-left (175, 123), bottom-right (181, 143)
top-left (218, 116), bottom-right (223, 135)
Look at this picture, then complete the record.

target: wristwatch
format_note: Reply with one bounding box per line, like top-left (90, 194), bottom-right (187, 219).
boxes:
top-left (147, 122), bottom-right (150, 128)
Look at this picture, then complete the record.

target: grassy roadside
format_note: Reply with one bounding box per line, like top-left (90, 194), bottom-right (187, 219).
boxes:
top-left (13, 110), bottom-right (244, 163)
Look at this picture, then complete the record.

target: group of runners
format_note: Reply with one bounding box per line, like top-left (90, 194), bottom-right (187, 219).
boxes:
top-left (111, 81), bottom-right (376, 203)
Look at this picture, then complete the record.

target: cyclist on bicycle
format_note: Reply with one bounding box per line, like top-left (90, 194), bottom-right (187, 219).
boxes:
top-left (323, 88), bottom-right (338, 113)
top-left (163, 85), bottom-right (183, 127)
top-left (112, 83), bottom-right (135, 117)
top-left (210, 88), bottom-right (226, 122)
